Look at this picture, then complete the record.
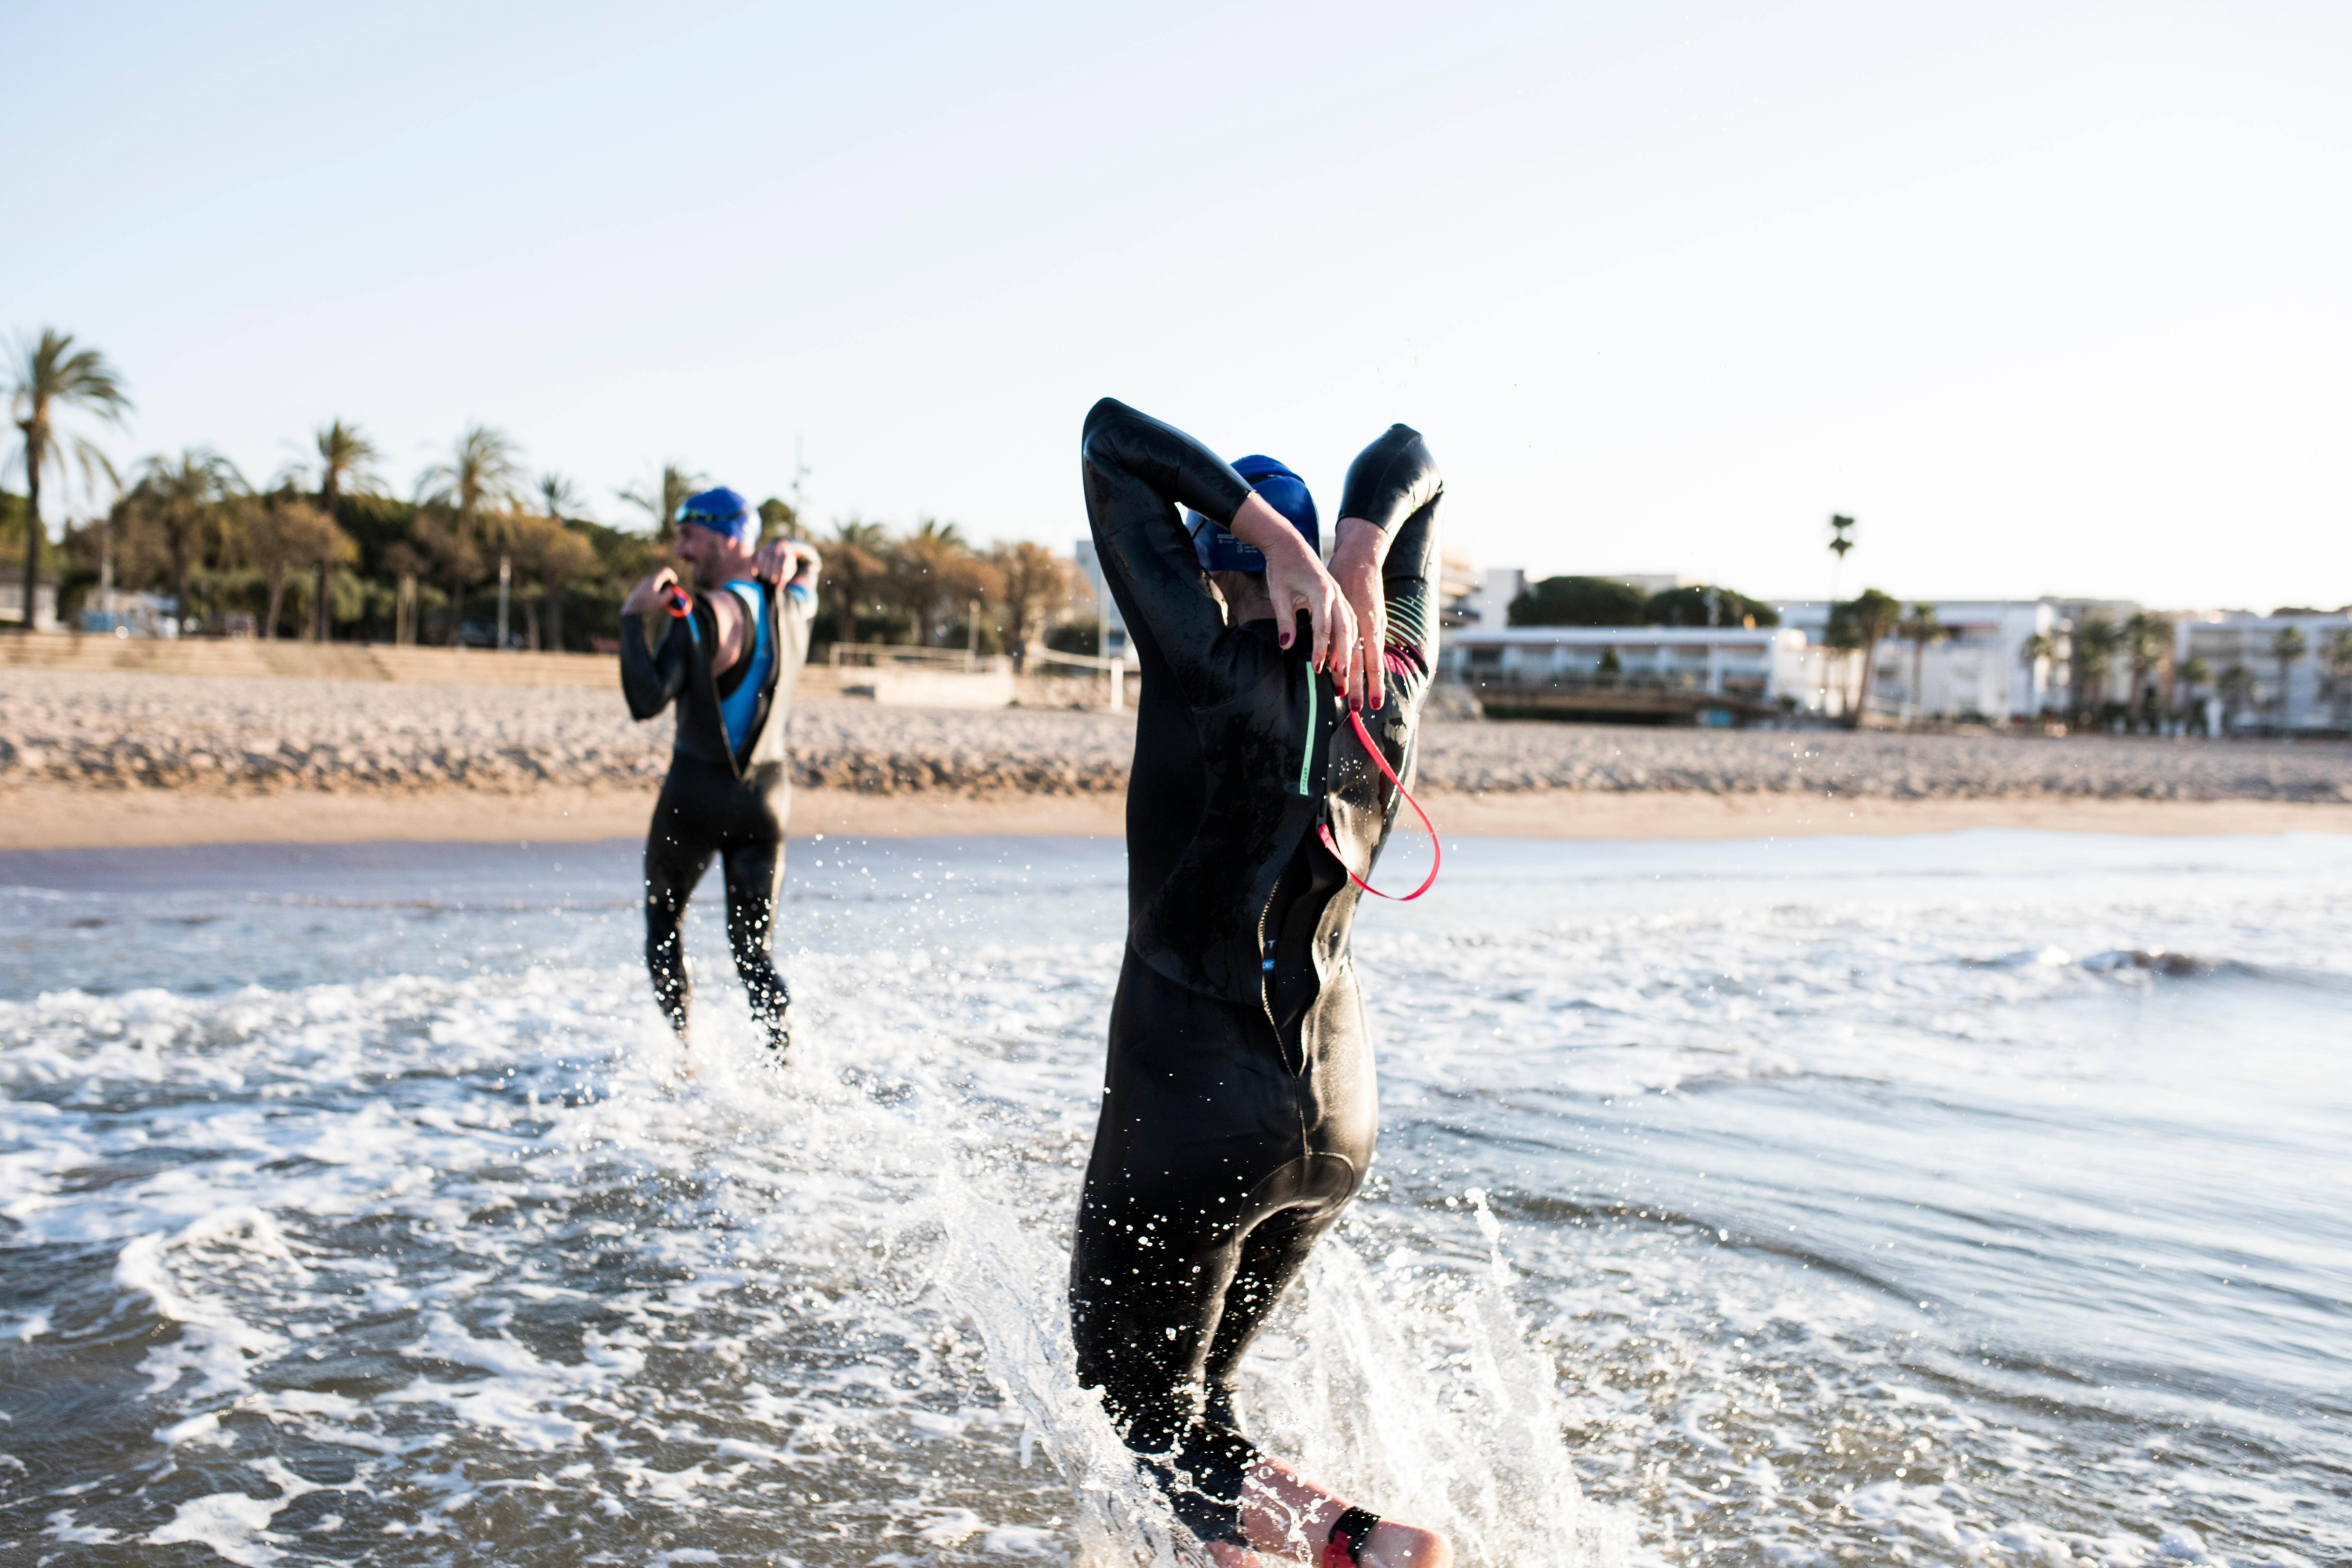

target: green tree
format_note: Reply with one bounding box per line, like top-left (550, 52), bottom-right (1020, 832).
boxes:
top-left (619, 462), bottom-right (704, 545)
top-left (8, 330), bottom-right (131, 630)
top-left (2122, 611), bottom-right (2171, 732)
top-left (2069, 615), bottom-right (2122, 723)
top-left (1508, 575), bottom-right (1646, 627)
top-left (246, 497), bottom-right (351, 640)
top-left (987, 539), bottom-right (1070, 671)
top-left (1641, 584), bottom-right (1779, 629)
top-left (1826, 587), bottom-right (1902, 728)
top-left (507, 510), bottom-right (599, 651)
top-left (2323, 629), bottom-right (2352, 730)
top-left (2218, 663), bottom-right (2256, 730)
top-left (306, 420), bottom-right (381, 642)
top-left (821, 516), bottom-right (891, 648)
top-left (888, 517), bottom-right (997, 647)
top-left (130, 450), bottom-right (242, 631)
top-left (1897, 603), bottom-right (1947, 724)
top-left (2270, 624), bottom-right (2307, 726)
top-left (2020, 630), bottom-right (2060, 715)
top-left (757, 496), bottom-right (799, 540)
top-left (416, 425), bottom-right (523, 645)
top-left (2176, 654), bottom-right (2211, 732)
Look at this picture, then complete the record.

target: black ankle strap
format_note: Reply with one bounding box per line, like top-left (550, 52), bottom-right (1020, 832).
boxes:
top-left (1325, 1505), bottom-right (1383, 1565)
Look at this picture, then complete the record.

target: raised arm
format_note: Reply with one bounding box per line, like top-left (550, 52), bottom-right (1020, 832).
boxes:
top-left (1078, 398), bottom-right (1255, 694)
top-left (619, 603), bottom-right (691, 720)
top-left (1330, 425), bottom-right (1441, 712)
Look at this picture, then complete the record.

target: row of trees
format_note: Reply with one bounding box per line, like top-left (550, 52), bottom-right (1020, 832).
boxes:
top-left (8, 327), bottom-right (1092, 657)
top-left (1508, 574), bottom-right (1780, 630)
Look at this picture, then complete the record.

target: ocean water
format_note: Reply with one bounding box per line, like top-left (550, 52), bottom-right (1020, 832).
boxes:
top-left (1, 826), bottom-right (2346, 1567)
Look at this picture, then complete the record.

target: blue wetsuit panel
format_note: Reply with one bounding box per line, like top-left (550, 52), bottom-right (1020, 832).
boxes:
top-left (719, 581), bottom-right (772, 758)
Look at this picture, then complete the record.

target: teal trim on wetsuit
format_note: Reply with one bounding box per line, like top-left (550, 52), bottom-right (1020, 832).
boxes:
top-left (618, 577), bottom-right (814, 1054)
top-left (719, 580), bottom-right (772, 760)
top-left (1067, 398), bottom-right (1442, 1547)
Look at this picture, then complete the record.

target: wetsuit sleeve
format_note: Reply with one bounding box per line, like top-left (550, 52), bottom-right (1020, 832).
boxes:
top-left (1346, 426), bottom-right (1442, 690)
top-left (619, 610), bottom-right (689, 720)
top-left (1080, 398), bottom-right (1256, 695)
top-left (1337, 424), bottom-right (1441, 540)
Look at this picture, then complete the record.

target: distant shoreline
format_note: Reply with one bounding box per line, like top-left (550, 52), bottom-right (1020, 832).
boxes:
top-left (6, 667), bottom-right (2351, 849)
top-left (7, 783), bottom-right (2349, 851)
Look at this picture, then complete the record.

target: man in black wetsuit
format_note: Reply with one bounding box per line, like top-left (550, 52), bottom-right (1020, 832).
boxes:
top-left (1070, 399), bottom-right (1450, 1568)
top-left (618, 488), bottom-right (819, 1061)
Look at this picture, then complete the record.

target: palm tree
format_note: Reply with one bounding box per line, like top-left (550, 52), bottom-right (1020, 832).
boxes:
top-left (8, 330), bottom-right (131, 631)
top-left (308, 420), bottom-right (380, 642)
top-left (1896, 603), bottom-right (1946, 725)
top-left (2270, 625), bottom-right (2307, 730)
top-left (2019, 630), bottom-right (2061, 717)
top-left (2218, 663), bottom-right (2257, 732)
top-left (2122, 611), bottom-right (2170, 732)
top-left (131, 450), bottom-right (243, 633)
top-left (2176, 655), bottom-right (2212, 733)
top-left (890, 517), bottom-right (997, 647)
top-left (822, 516), bottom-right (891, 648)
top-left (619, 462), bottom-right (704, 544)
top-left (1826, 588), bottom-right (1901, 728)
top-left (416, 425), bottom-right (523, 645)
top-left (2324, 629), bottom-right (2352, 730)
top-left (2070, 615), bottom-right (2122, 725)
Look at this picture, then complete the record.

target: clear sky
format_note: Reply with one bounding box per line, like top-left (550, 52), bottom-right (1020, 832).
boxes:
top-left (7, 0), bottom-right (2347, 610)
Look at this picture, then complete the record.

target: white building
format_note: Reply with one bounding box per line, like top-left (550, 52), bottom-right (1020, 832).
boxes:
top-left (1441, 625), bottom-right (1816, 723)
top-left (2174, 611), bottom-right (2352, 733)
top-left (1070, 538), bottom-right (1136, 665)
top-left (1774, 599), bottom-right (2076, 721)
top-left (0, 572), bottom-right (61, 631)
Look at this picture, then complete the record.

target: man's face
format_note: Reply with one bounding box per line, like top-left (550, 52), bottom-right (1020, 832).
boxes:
top-left (675, 525), bottom-right (720, 578)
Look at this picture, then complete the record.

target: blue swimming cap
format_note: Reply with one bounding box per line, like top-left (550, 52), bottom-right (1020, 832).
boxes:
top-left (1188, 456), bottom-right (1318, 574)
top-left (674, 487), bottom-right (754, 542)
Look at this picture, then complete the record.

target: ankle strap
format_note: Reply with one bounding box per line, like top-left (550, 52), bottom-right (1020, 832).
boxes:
top-left (1323, 1505), bottom-right (1383, 1566)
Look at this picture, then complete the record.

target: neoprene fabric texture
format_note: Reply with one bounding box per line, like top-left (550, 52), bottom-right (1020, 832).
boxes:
top-left (1068, 397), bottom-right (1443, 1545)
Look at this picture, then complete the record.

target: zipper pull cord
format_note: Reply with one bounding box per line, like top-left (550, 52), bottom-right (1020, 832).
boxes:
top-left (1316, 709), bottom-right (1441, 902)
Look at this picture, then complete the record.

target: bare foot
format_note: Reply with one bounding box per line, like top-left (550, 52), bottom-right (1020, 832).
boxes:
top-left (1204, 1542), bottom-right (1262, 1567)
top-left (1362, 1521), bottom-right (1451, 1568)
top-left (1231, 1460), bottom-right (1451, 1566)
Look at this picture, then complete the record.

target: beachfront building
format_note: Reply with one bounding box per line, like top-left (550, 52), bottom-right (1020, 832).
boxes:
top-left (1439, 624), bottom-right (1816, 724)
top-left (2174, 610), bottom-right (2352, 733)
top-left (0, 570), bottom-right (61, 631)
top-left (1773, 598), bottom-right (2111, 722)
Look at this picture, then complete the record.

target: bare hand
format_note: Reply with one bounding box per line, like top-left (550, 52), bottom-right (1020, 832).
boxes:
top-left (1329, 517), bottom-right (1390, 712)
top-left (1227, 493), bottom-right (1354, 681)
top-left (623, 567), bottom-right (679, 616)
top-left (752, 538), bottom-right (809, 584)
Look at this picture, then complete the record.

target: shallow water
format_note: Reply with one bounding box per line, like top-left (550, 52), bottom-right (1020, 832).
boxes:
top-left (1, 828), bottom-right (2346, 1567)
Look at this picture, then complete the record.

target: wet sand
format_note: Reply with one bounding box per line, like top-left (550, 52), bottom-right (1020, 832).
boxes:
top-left (8, 783), bottom-right (2349, 850)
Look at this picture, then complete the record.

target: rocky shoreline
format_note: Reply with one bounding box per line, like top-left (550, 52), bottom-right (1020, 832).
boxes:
top-left (6, 669), bottom-right (2350, 803)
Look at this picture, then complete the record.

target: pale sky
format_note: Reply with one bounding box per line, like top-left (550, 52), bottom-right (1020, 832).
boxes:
top-left (8, 0), bottom-right (2348, 610)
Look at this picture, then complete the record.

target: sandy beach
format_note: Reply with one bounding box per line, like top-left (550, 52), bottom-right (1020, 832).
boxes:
top-left (7, 667), bottom-right (2351, 848)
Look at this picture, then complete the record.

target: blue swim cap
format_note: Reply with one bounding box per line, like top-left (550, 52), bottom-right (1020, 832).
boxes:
top-left (1188, 456), bottom-right (1317, 574)
top-left (674, 487), bottom-right (754, 542)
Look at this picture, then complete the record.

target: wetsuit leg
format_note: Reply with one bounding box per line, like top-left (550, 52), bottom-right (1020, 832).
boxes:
top-left (720, 838), bottom-right (790, 1053)
top-left (644, 783), bottom-right (719, 1040)
top-left (1070, 949), bottom-right (1373, 1545)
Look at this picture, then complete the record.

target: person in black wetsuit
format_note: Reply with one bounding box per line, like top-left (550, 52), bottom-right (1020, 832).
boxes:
top-left (1070, 399), bottom-right (1451, 1568)
top-left (618, 487), bottom-right (819, 1060)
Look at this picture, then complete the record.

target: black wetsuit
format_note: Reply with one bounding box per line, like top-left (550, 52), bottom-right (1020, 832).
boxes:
top-left (1068, 398), bottom-right (1442, 1545)
top-left (619, 579), bottom-right (813, 1053)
